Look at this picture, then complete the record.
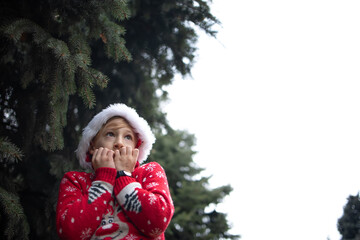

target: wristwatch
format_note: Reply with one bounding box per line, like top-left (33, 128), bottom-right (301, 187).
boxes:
top-left (116, 170), bottom-right (132, 178)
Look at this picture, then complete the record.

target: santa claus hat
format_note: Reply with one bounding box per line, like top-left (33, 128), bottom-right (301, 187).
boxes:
top-left (76, 103), bottom-right (156, 169)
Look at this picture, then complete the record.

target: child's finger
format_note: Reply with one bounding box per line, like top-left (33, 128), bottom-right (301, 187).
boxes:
top-left (92, 148), bottom-right (101, 161)
top-left (132, 148), bottom-right (139, 160)
top-left (106, 149), bottom-right (114, 160)
top-left (120, 146), bottom-right (127, 155)
top-left (96, 147), bottom-right (104, 158)
top-left (114, 150), bottom-right (120, 159)
top-left (126, 146), bottom-right (133, 155)
top-left (100, 147), bottom-right (109, 158)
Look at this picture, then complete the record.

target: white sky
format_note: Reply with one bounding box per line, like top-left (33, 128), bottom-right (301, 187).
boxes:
top-left (163, 1), bottom-right (360, 240)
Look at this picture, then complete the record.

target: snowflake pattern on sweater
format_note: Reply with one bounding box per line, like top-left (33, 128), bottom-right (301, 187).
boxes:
top-left (56, 162), bottom-right (174, 240)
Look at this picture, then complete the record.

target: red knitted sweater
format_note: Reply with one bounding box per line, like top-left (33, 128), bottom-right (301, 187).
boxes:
top-left (56, 162), bottom-right (174, 240)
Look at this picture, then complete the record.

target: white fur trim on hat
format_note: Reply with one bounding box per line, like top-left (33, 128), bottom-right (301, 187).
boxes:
top-left (76, 103), bottom-right (156, 169)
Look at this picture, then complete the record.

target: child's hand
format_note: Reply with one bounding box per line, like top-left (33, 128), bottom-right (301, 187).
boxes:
top-left (92, 147), bottom-right (116, 170)
top-left (114, 146), bottom-right (139, 172)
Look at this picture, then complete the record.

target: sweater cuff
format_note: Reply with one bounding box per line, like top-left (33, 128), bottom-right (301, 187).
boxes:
top-left (95, 167), bottom-right (116, 185)
top-left (114, 176), bottom-right (139, 195)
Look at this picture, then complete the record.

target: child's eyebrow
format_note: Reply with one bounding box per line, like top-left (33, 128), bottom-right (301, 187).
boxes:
top-left (123, 129), bottom-right (135, 135)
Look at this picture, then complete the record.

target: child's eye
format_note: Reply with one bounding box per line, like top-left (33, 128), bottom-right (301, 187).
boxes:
top-left (125, 135), bottom-right (133, 141)
top-left (106, 132), bottom-right (115, 137)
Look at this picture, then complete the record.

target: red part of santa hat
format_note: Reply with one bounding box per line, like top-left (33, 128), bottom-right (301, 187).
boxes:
top-left (76, 103), bottom-right (156, 169)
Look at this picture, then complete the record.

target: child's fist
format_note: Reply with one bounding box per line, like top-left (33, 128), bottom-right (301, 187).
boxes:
top-left (92, 147), bottom-right (116, 170)
top-left (114, 147), bottom-right (139, 172)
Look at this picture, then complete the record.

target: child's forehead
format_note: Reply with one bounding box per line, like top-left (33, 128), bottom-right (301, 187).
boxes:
top-left (103, 117), bottom-right (134, 130)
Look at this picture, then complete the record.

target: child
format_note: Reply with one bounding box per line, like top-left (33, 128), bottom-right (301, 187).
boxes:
top-left (56, 103), bottom-right (174, 240)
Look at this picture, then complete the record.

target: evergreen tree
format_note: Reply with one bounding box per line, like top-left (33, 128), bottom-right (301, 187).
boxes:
top-left (151, 129), bottom-right (239, 239)
top-left (0, 0), bottom-right (240, 239)
top-left (338, 193), bottom-right (360, 240)
top-left (0, 1), bottom-right (131, 238)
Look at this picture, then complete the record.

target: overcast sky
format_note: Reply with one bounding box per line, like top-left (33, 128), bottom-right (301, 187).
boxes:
top-left (164, 1), bottom-right (360, 240)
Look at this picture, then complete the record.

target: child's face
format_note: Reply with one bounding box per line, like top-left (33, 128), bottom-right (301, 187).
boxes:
top-left (89, 117), bottom-right (137, 154)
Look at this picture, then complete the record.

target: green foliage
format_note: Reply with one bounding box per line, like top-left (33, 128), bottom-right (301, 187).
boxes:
top-left (338, 193), bottom-right (360, 240)
top-left (150, 129), bottom-right (240, 239)
top-left (0, 187), bottom-right (30, 240)
top-left (0, 137), bottom-right (23, 163)
top-left (0, 0), bottom-right (131, 238)
top-left (0, 0), bottom-right (131, 151)
top-left (0, 0), bottom-right (239, 239)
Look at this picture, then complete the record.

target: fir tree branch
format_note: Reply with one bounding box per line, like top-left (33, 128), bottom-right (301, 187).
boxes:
top-left (98, 13), bottom-right (132, 62)
top-left (0, 18), bottom-right (50, 44)
top-left (68, 33), bottom-right (91, 56)
top-left (105, 0), bottom-right (131, 21)
top-left (0, 187), bottom-right (30, 240)
top-left (0, 137), bottom-right (23, 163)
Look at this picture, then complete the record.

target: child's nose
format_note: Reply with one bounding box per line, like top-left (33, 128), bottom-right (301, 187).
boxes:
top-left (114, 138), bottom-right (124, 149)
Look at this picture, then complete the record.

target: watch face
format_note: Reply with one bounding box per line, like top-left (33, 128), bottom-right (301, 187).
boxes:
top-left (117, 170), bottom-right (132, 178)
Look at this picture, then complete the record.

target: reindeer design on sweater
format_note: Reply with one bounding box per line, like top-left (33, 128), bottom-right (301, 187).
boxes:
top-left (91, 201), bottom-right (129, 240)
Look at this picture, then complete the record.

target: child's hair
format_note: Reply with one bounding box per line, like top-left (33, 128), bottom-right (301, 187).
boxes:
top-left (76, 103), bottom-right (156, 170)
